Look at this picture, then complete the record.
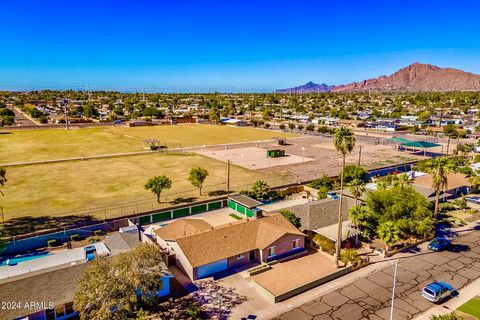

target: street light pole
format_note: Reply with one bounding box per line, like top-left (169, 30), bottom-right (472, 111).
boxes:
top-left (390, 261), bottom-right (398, 320)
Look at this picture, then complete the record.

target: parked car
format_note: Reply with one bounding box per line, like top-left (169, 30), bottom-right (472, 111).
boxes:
top-left (421, 281), bottom-right (454, 303)
top-left (466, 195), bottom-right (480, 205)
top-left (427, 237), bottom-right (451, 252)
top-left (326, 191), bottom-right (339, 200)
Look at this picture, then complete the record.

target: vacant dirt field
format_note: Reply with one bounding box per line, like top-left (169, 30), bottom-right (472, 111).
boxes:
top-left (0, 124), bottom-right (296, 164)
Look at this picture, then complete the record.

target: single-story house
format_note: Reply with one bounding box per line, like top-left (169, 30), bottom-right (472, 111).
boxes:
top-left (154, 214), bottom-right (306, 280)
top-left (412, 172), bottom-right (471, 198)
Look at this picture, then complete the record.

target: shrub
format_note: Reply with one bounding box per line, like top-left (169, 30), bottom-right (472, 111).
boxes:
top-left (453, 197), bottom-right (467, 210)
top-left (47, 239), bottom-right (57, 247)
top-left (70, 234), bottom-right (81, 241)
top-left (280, 210), bottom-right (301, 228)
top-left (313, 234), bottom-right (336, 255)
top-left (439, 202), bottom-right (456, 212)
top-left (88, 237), bottom-right (99, 243)
top-left (309, 175), bottom-right (332, 190)
top-left (38, 115), bottom-right (48, 124)
top-left (317, 186), bottom-right (329, 199)
top-left (430, 312), bottom-right (464, 320)
top-left (187, 303), bottom-right (202, 319)
top-left (93, 230), bottom-right (103, 236)
top-left (340, 248), bottom-right (360, 264)
top-left (474, 154), bottom-right (480, 163)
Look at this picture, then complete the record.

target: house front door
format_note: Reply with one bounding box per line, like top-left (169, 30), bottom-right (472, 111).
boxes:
top-left (249, 250), bottom-right (256, 262)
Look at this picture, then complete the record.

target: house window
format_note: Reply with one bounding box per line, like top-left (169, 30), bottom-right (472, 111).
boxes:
top-left (267, 246), bottom-right (275, 257)
top-left (237, 254), bottom-right (245, 260)
top-left (45, 309), bottom-right (55, 320)
top-left (55, 305), bottom-right (65, 318)
top-left (64, 302), bottom-right (74, 315)
top-left (293, 238), bottom-right (300, 249)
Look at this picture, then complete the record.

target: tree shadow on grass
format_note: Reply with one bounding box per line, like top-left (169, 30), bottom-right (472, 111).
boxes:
top-left (207, 190), bottom-right (229, 197)
top-left (170, 197), bottom-right (197, 205)
top-left (0, 214), bottom-right (98, 237)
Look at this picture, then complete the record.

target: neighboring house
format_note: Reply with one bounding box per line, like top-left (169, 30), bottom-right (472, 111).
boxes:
top-left (155, 214), bottom-right (306, 280)
top-left (0, 230), bottom-right (172, 320)
top-left (412, 172), bottom-right (471, 198)
top-left (368, 121), bottom-right (399, 132)
top-left (0, 263), bottom-right (88, 320)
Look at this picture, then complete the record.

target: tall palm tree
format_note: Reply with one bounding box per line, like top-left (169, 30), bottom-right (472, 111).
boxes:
top-left (348, 178), bottom-right (366, 205)
top-left (333, 126), bottom-right (356, 268)
top-left (425, 157), bottom-right (450, 220)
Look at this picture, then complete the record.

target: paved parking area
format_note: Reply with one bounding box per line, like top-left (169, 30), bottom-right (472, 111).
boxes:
top-left (251, 251), bottom-right (336, 296)
top-left (275, 230), bottom-right (480, 320)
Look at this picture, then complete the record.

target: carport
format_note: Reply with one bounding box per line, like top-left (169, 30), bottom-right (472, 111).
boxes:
top-left (313, 220), bottom-right (361, 246)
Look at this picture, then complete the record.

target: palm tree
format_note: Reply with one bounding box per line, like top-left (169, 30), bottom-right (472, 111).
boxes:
top-left (425, 157), bottom-right (450, 220)
top-left (348, 178), bottom-right (366, 205)
top-left (333, 126), bottom-right (356, 268)
top-left (377, 221), bottom-right (400, 251)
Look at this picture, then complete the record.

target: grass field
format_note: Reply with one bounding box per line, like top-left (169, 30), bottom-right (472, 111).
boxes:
top-left (0, 124), bottom-right (296, 163)
top-left (457, 296), bottom-right (480, 319)
top-left (1, 153), bottom-right (286, 222)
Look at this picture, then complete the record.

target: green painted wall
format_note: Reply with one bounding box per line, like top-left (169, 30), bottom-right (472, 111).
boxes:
top-left (208, 201), bottom-right (222, 210)
top-left (191, 204), bottom-right (207, 214)
top-left (139, 215), bottom-right (151, 225)
top-left (172, 207), bottom-right (190, 218)
top-left (152, 211), bottom-right (171, 222)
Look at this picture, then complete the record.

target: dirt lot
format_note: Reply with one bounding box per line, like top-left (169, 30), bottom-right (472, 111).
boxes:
top-left (195, 135), bottom-right (429, 182)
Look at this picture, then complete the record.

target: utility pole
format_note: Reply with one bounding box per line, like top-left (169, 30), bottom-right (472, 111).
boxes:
top-left (227, 160), bottom-right (231, 196)
top-left (62, 99), bottom-right (70, 130)
top-left (357, 145), bottom-right (362, 166)
top-left (446, 136), bottom-right (451, 155)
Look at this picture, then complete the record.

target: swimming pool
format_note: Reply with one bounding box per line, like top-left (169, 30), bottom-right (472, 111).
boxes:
top-left (1, 252), bottom-right (52, 266)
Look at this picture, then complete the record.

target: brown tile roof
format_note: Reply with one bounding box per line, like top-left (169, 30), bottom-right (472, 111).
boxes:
top-left (413, 173), bottom-right (471, 191)
top-left (155, 219), bottom-right (214, 240)
top-left (174, 214), bottom-right (305, 268)
top-left (0, 263), bottom-right (88, 319)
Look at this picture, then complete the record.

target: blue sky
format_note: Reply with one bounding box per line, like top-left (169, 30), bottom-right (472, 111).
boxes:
top-left (1, 0), bottom-right (479, 92)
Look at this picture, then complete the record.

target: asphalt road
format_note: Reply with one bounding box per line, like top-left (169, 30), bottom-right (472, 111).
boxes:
top-left (275, 228), bottom-right (480, 320)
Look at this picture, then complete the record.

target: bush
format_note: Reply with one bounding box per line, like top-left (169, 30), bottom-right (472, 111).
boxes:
top-left (38, 115), bottom-right (48, 124)
top-left (187, 303), bottom-right (202, 319)
top-left (88, 237), bottom-right (99, 243)
top-left (453, 197), bottom-right (467, 210)
top-left (309, 175), bottom-right (332, 190)
top-left (340, 248), bottom-right (360, 264)
top-left (343, 165), bottom-right (368, 183)
top-left (47, 239), bottom-right (57, 247)
top-left (280, 210), bottom-right (301, 228)
top-left (317, 186), bottom-right (329, 199)
top-left (439, 202), bottom-right (457, 212)
top-left (313, 234), bottom-right (336, 255)
top-left (430, 312), bottom-right (463, 320)
top-left (70, 234), bottom-right (81, 241)
top-left (93, 229), bottom-right (104, 236)
top-left (474, 154), bottom-right (480, 163)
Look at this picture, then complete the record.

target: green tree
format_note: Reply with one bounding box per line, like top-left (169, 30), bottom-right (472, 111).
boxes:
top-left (209, 107), bottom-right (220, 123)
top-left (333, 126), bottom-right (356, 267)
top-left (348, 178), bottom-right (366, 205)
top-left (343, 165), bottom-right (368, 183)
top-left (425, 157), bottom-right (450, 219)
top-left (0, 167), bottom-right (6, 196)
top-left (145, 175), bottom-right (172, 203)
top-left (279, 123), bottom-right (286, 130)
top-left (188, 167), bottom-right (209, 195)
top-left (250, 180), bottom-right (272, 200)
top-left (377, 221), bottom-right (400, 250)
top-left (280, 210), bottom-right (301, 228)
top-left (317, 186), bottom-right (329, 199)
top-left (74, 244), bottom-right (167, 320)
top-left (349, 204), bottom-right (368, 229)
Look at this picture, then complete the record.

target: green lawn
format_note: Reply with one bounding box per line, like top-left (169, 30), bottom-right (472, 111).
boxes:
top-left (457, 296), bottom-right (480, 319)
top-left (0, 125), bottom-right (296, 163)
top-left (1, 153), bottom-right (288, 226)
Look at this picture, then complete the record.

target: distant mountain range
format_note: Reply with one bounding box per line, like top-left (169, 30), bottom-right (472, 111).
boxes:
top-left (275, 81), bottom-right (334, 93)
top-left (276, 63), bottom-right (480, 93)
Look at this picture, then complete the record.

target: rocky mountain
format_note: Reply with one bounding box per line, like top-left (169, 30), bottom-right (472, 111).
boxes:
top-left (333, 63), bottom-right (480, 92)
top-left (277, 63), bottom-right (480, 93)
top-left (276, 81), bottom-right (334, 93)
